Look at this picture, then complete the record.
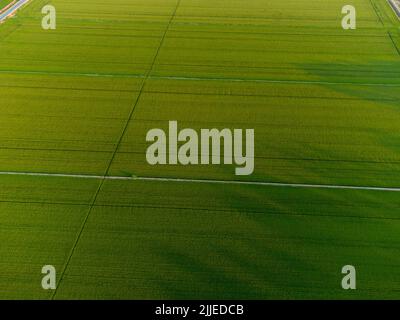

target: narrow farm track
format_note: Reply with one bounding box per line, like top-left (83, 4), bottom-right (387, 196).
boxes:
top-left (0, 170), bottom-right (400, 192)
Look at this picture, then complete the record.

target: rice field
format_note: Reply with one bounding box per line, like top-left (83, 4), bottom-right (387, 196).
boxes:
top-left (0, 0), bottom-right (399, 299)
top-left (0, 0), bottom-right (12, 8)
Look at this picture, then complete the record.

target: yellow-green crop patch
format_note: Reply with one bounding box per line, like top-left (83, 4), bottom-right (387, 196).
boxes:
top-left (0, 0), bottom-right (399, 299)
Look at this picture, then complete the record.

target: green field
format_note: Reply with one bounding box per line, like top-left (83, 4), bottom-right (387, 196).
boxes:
top-left (0, 0), bottom-right (400, 299)
top-left (0, 0), bottom-right (12, 8)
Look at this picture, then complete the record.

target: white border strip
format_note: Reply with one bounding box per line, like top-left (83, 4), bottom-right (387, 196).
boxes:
top-left (0, 70), bottom-right (400, 87)
top-left (0, 171), bottom-right (399, 192)
top-left (0, 0), bottom-right (30, 23)
top-left (388, 0), bottom-right (400, 19)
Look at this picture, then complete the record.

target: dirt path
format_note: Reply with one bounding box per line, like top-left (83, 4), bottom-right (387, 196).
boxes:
top-left (0, 0), bottom-right (29, 23)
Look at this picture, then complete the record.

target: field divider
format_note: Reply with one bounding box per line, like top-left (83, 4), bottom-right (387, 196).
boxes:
top-left (0, 1), bottom-right (17, 14)
top-left (0, 0), bottom-right (30, 23)
top-left (148, 75), bottom-right (400, 87)
top-left (1, 171), bottom-right (400, 192)
top-left (388, 0), bottom-right (400, 19)
top-left (388, 31), bottom-right (400, 55)
top-left (2, 70), bottom-right (400, 87)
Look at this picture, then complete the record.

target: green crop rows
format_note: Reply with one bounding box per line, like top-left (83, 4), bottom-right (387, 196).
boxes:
top-left (0, 0), bottom-right (12, 9)
top-left (0, 0), bottom-right (399, 299)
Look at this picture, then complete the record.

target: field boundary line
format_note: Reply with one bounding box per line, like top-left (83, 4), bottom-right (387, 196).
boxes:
top-left (2, 70), bottom-right (400, 87)
top-left (0, 0), bottom-right (30, 23)
top-left (149, 75), bottom-right (400, 87)
top-left (0, 1), bottom-right (17, 14)
top-left (388, 31), bottom-right (400, 55)
top-left (1, 171), bottom-right (400, 192)
top-left (388, 0), bottom-right (400, 19)
top-left (369, 0), bottom-right (385, 25)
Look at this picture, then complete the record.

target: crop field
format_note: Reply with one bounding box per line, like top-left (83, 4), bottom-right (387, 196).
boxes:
top-left (0, 0), bottom-right (13, 8)
top-left (0, 0), bottom-right (400, 299)
top-left (0, 1), bottom-right (9, 8)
